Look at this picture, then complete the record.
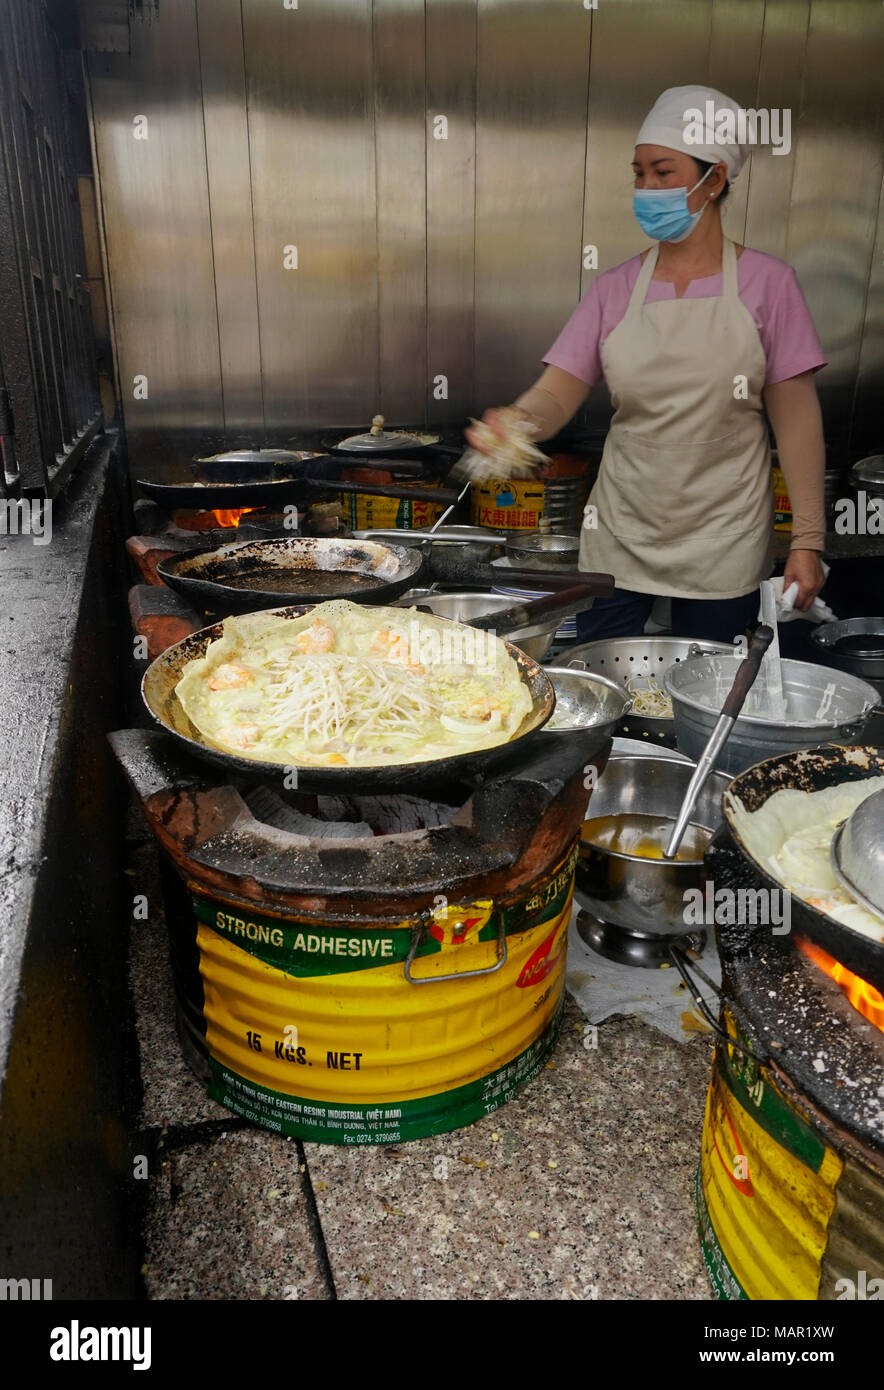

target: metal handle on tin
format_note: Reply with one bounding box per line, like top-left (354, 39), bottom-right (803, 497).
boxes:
top-left (404, 910), bottom-right (508, 985)
top-left (667, 945), bottom-right (768, 1065)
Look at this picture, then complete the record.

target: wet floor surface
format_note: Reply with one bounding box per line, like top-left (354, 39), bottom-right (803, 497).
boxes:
top-left (127, 821), bottom-right (714, 1301)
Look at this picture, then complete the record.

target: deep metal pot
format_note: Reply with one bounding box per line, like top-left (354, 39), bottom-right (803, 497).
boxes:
top-left (575, 754), bottom-right (731, 937)
top-left (665, 654), bottom-right (880, 775)
top-left (811, 617), bottom-right (884, 697)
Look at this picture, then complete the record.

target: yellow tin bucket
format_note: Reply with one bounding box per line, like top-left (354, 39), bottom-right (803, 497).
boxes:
top-left (695, 1009), bottom-right (854, 1300)
top-left (471, 477), bottom-right (546, 531)
top-left (186, 844), bottom-right (577, 1143)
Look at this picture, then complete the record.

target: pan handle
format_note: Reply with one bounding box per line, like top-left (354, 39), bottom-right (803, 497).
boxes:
top-left (404, 910), bottom-right (507, 984)
top-left (468, 583), bottom-right (607, 638)
top-left (304, 477), bottom-right (461, 506)
top-left (667, 945), bottom-right (768, 1065)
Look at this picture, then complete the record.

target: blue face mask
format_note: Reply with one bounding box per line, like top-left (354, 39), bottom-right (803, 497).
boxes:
top-left (632, 166), bottom-right (713, 243)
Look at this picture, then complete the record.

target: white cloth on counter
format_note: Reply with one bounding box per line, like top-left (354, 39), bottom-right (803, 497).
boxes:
top-left (565, 904), bottom-right (722, 1046)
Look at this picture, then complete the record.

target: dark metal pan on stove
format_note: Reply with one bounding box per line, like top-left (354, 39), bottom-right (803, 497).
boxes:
top-left (321, 423), bottom-right (463, 460)
top-left (141, 604), bottom-right (557, 793)
top-left (157, 536), bottom-right (425, 610)
top-left (715, 745), bottom-right (884, 992)
top-left (137, 453), bottom-right (461, 512)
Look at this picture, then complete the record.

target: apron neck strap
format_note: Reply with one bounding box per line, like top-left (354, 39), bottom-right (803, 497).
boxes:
top-left (721, 235), bottom-right (738, 298)
top-left (628, 244), bottom-right (659, 311)
top-left (628, 235), bottom-right (739, 311)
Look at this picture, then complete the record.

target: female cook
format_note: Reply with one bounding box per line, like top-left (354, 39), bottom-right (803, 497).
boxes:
top-left (467, 85), bottom-right (827, 643)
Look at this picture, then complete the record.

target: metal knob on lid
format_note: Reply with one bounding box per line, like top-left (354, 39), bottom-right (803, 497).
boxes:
top-left (337, 414), bottom-right (428, 452)
top-left (830, 787), bottom-right (884, 921)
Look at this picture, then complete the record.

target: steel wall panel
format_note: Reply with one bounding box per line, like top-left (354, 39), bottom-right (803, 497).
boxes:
top-left (784, 0), bottom-right (884, 447)
top-left (243, 0), bottom-right (377, 430)
top-left (87, 0), bottom-right (223, 441)
top-left (195, 0), bottom-right (264, 434)
top-left (374, 0), bottom-right (427, 426)
top-left (425, 0), bottom-right (477, 428)
top-left (472, 0), bottom-right (592, 413)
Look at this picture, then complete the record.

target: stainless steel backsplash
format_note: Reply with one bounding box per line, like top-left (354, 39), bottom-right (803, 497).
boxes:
top-left (85, 0), bottom-right (884, 468)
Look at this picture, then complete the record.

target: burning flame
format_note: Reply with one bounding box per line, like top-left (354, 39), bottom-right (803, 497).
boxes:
top-left (172, 507), bottom-right (255, 532)
top-left (210, 507), bottom-right (254, 528)
top-left (796, 936), bottom-right (884, 1032)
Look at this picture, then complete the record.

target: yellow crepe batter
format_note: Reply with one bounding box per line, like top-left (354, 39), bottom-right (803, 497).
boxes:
top-left (174, 599), bottom-right (534, 768)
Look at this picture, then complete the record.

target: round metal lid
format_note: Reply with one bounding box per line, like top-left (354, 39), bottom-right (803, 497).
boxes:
top-left (830, 786), bottom-right (884, 920)
top-left (851, 453), bottom-right (884, 485)
top-left (337, 415), bottom-right (436, 452)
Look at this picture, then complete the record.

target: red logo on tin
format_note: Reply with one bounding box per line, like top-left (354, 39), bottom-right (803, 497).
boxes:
top-left (516, 920), bottom-right (567, 989)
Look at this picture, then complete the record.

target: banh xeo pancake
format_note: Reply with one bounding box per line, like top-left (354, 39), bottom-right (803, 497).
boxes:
top-left (173, 599), bottom-right (534, 768)
top-left (727, 777), bottom-right (884, 943)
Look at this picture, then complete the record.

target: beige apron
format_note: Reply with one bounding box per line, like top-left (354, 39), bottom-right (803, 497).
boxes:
top-left (580, 236), bottom-right (773, 599)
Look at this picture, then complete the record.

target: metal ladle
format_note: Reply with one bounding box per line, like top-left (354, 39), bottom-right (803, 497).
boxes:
top-left (664, 625), bottom-right (775, 860)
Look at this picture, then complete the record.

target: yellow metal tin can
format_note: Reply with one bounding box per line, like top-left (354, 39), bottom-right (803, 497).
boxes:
top-left (187, 845), bottom-right (577, 1143)
top-left (471, 478), bottom-right (546, 531)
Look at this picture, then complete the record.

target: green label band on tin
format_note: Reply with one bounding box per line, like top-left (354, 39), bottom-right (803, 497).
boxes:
top-left (718, 1012), bottom-right (826, 1174)
top-left (694, 1164), bottom-right (748, 1301)
top-left (191, 844), bottom-right (578, 979)
top-left (207, 996), bottom-right (564, 1145)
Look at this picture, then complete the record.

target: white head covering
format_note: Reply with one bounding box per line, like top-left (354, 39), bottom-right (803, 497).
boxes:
top-left (636, 85), bottom-right (750, 181)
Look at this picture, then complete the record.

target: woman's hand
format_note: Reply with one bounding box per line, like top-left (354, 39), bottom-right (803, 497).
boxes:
top-left (464, 406), bottom-right (532, 455)
top-left (783, 548), bottom-right (825, 611)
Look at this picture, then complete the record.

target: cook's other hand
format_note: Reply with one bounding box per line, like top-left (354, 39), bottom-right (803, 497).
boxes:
top-left (783, 548), bottom-right (825, 611)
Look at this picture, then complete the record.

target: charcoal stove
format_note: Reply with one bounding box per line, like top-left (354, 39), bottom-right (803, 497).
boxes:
top-left (110, 721), bottom-right (609, 1144)
top-left (695, 823), bottom-right (884, 1300)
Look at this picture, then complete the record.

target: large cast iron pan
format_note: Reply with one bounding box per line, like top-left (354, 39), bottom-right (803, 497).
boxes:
top-left (137, 452), bottom-right (460, 511)
top-left (157, 536), bottom-right (425, 611)
top-left (141, 604), bottom-right (556, 793)
top-left (717, 745), bottom-right (884, 992)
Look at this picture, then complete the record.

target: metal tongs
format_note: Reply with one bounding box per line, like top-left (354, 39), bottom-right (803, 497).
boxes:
top-left (664, 625), bottom-right (774, 860)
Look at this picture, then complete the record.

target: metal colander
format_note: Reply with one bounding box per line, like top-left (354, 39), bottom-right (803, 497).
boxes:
top-left (564, 636), bottom-right (732, 743)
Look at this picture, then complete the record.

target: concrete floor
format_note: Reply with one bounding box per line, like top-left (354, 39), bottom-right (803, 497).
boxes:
top-left (127, 824), bottom-right (715, 1301)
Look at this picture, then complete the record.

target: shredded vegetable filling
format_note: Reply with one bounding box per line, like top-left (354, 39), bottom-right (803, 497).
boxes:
top-left (173, 600), bottom-right (534, 768)
top-left (260, 653), bottom-right (438, 752)
top-left (626, 672), bottom-right (673, 719)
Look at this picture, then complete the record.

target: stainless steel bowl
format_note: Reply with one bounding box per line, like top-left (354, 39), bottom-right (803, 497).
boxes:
top-left (541, 667), bottom-right (631, 736)
top-left (849, 454), bottom-right (884, 498)
top-left (831, 786), bottom-right (884, 921)
top-left (665, 654), bottom-right (880, 775)
top-left (575, 754), bottom-right (730, 937)
top-left (393, 589), bottom-right (556, 662)
top-left (506, 531), bottom-right (579, 570)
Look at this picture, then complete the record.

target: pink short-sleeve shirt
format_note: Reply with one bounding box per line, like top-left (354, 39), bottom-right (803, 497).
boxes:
top-left (542, 248), bottom-right (827, 388)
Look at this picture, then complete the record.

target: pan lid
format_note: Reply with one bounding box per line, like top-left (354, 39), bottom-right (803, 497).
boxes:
top-left (337, 415), bottom-right (436, 452)
top-left (194, 449), bottom-right (321, 464)
top-left (831, 787), bottom-right (884, 921)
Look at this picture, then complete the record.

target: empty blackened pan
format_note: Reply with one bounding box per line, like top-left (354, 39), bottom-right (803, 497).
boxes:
top-left (140, 605), bottom-right (555, 793)
top-left (157, 536), bottom-right (425, 611)
top-left (137, 453), bottom-right (459, 512)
